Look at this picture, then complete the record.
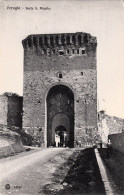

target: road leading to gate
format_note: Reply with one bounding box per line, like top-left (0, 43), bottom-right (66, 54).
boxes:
top-left (0, 148), bottom-right (106, 195)
top-left (0, 148), bottom-right (66, 181)
top-left (0, 148), bottom-right (70, 194)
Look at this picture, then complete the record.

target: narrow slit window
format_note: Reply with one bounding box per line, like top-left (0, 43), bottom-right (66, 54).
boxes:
top-left (77, 49), bottom-right (79, 54)
top-left (52, 50), bottom-right (55, 54)
top-left (59, 73), bottom-right (62, 78)
top-left (67, 49), bottom-right (69, 54)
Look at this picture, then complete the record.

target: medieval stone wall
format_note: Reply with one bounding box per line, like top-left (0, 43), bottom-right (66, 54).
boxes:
top-left (0, 96), bottom-right (8, 126)
top-left (8, 96), bottom-right (23, 128)
top-left (0, 95), bottom-right (22, 128)
top-left (108, 133), bottom-right (124, 154)
top-left (22, 32), bottom-right (97, 147)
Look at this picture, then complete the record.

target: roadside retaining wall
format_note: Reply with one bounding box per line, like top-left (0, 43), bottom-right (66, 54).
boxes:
top-left (108, 133), bottom-right (124, 153)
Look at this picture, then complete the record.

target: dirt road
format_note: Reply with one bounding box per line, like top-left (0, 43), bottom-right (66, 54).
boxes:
top-left (0, 148), bottom-right (105, 195)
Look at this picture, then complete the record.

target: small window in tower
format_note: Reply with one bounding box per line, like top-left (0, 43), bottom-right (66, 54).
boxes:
top-left (67, 49), bottom-right (69, 54)
top-left (43, 50), bottom-right (46, 54)
top-left (52, 49), bottom-right (55, 54)
top-left (59, 50), bottom-right (64, 55)
top-left (82, 49), bottom-right (85, 54)
top-left (81, 72), bottom-right (83, 76)
top-left (59, 73), bottom-right (62, 78)
top-left (72, 49), bottom-right (75, 54)
top-left (77, 49), bottom-right (79, 54)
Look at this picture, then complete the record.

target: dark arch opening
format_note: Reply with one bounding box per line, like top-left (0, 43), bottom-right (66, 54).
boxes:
top-left (61, 35), bottom-right (65, 44)
top-left (78, 35), bottom-right (81, 46)
top-left (66, 36), bottom-right (70, 44)
top-left (28, 38), bottom-right (32, 48)
top-left (33, 37), bottom-right (37, 47)
top-left (56, 36), bottom-right (59, 45)
top-left (44, 36), bottom-right (48, 45)
top-left (84, 34), bottom-right (88, 43)
top-left (72, 35), bottom-right (76, 44)
top-left (50, 36), bottom-right (54, 45)
top-left (39, 37), bottom-right (43, 47)
top-left (47, 85), bottom-right (74, 148)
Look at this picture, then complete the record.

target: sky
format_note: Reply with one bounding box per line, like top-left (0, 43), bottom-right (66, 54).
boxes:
top-left (0, 0), bottom-right (124, 118)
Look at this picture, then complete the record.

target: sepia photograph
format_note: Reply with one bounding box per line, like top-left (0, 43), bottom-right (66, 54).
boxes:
top-left (0, 0), bottom-right (124, 194)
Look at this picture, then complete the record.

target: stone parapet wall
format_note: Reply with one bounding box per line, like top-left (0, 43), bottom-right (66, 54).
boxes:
top-left (22, 32), bottom-right (97, 51)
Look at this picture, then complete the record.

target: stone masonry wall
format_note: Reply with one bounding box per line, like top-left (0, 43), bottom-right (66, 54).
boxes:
top-left (8, 96), bottom-right (23, 128)
top-left (109, 133), bottom-right (124, 154)
top-left (0, 95), bottom-right (22, 128)
top-left (22, 32), bottom-right (97, 147)
top-left (0, 96), bottom-right (8, 126)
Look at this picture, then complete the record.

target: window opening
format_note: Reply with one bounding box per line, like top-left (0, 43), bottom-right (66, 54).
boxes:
top-left (52, 49), bottom-right (55, 54)
top-left (67, 49), bottom-right (69, 54)
top-left (82, 49), bottom-right (85, 54)
top-left (59, 50), bottom-right (64, 55)
top-left (59, 73), bottom-right (62, 78)
top-left (72, 49), bottom-right (75, 54)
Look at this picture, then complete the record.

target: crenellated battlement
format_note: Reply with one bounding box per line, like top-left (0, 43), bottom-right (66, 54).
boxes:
top-left (22, 32), bottom-right (97, 52)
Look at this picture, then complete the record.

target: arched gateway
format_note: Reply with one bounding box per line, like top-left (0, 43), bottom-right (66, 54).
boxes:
top-left (47, 85), bottom-right (74, 147)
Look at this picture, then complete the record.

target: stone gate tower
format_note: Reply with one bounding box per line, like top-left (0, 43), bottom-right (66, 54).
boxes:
top-left (22, 32), bottom-right (97, 147)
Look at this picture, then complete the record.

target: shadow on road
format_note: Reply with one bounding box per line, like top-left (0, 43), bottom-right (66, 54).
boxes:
top-left (42, 148), bottom-right (105, 195)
